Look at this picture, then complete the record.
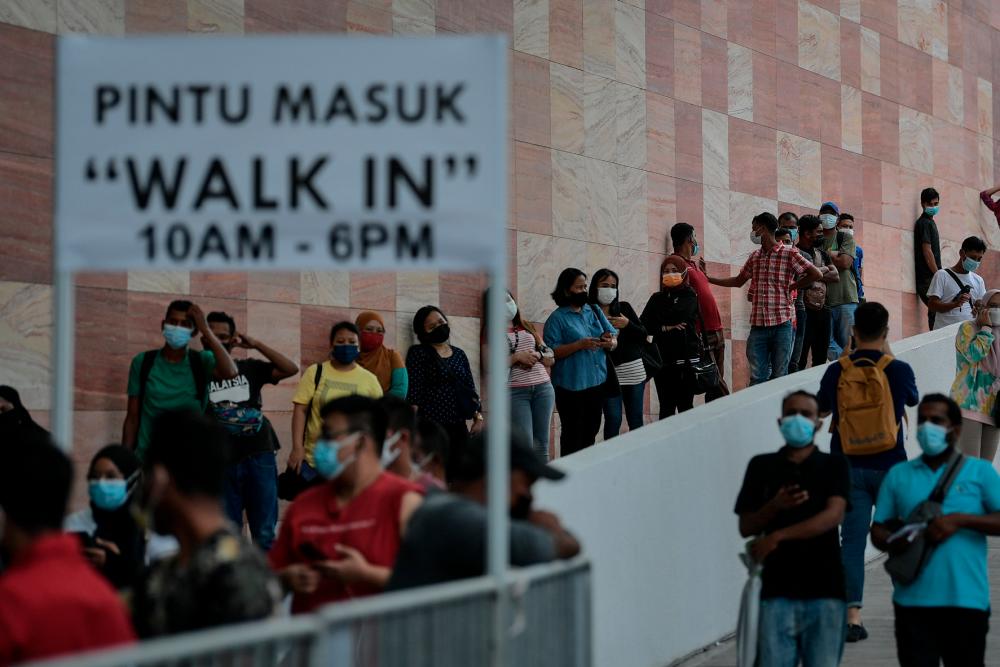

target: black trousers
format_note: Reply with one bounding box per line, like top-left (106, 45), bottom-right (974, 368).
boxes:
top-left (553, 385), bottom-right (605, 457)
top-left (653, 365), bottom-right (695, 419)
top-left (894, 604), bottom-right (989, 667)
top-left (799, 306), bottom-right (831, 369)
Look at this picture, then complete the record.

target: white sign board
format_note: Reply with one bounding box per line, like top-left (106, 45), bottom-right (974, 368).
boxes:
top-left (55, 35), bottom-right (507, 272)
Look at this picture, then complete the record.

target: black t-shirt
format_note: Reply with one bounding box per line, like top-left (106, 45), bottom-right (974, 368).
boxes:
top-left (914, 214), bottom-right (941, 286)
top-left (734, 448), bottom-right (850, 600)
top-left (208, 358), bottom-right (277, 458)
top-left (387, 492), bottom-right (556, 591)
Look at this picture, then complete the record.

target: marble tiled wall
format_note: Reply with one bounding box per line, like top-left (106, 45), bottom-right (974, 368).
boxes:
top-left (3, 1), bottom-right (1000, 494)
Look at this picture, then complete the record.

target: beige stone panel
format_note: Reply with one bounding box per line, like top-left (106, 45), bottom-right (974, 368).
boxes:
top-left (798, 0), bottom-right (840, 82)
top-left (615, 82), bottom-right (647, 169)
top-left (701, 0), bottom-right (726, 38)
top-left (841, 84), bottom-right (862, 154)
top-left (860, 26), bottom-right (880, 96)
top-left (300, 272), bottom-right (350, 307)
top-left (582, 0), bottom-right (615, 78)
top-left (729, 263), bottom-right (751, 341)
top-left (897, 0), bottom-right (947, 61)
top-left (57, 0), bottom-right (124, 33)
top-left (840, 0), bottom-right (860, 23)
top-left (702, 108), bottom-right (729, 190)
top-left (249, 300), bottom-right (301, 409)
top-left (615, 0), bottom-right (645, 89)
top-left (127, 271), bottom-right (191, 295)
top-left (645, 93), bottom-right (675, 176)
top-left (702, 184), bottom-right (729, 264)
top-left (0, 282), bottom-right (52, 410)
top-left (515, 0), bottom-right (549, 58)
top-left (392, 15), bottom-right (435, 34)
top-left (729, 191), bottom-right (778, 265)
top-left (550, 62), bottom-right (585, 154)
top-left (395, 271), bottom-right (439, 313)
top-left (0, 0), bottom-right (56, 33)
top-left (898, 106), bottom-right (934, 175)
top-left (978, 79), bottom-right (993, 138)
top-left (393, 0), bottom-right (434, 24)
top-left (618, 165), bottom-right (647, 251)
top-left (188, 0), bottom-right (244, 33)
top-left (776, 131), bottom-right (821, 208)
top-left (728, 42), bottom-right (753, 121)
top-left (583, 72), bottom-right (617, 161)
top-left (516, 231), bottom-right (588, 323)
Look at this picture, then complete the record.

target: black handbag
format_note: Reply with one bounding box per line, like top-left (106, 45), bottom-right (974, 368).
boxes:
top-left (589, 305), bottom-right (621, 397)
top-left (687, 312), bottom-right (720, 395)
top-left (640, 339), bottom-right (663, 379)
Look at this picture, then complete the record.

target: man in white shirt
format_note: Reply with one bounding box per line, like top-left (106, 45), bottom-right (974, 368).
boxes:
top-left (927, 236), bottom-right (987, 330)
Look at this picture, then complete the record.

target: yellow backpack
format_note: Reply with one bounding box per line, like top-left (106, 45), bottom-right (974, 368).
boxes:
top-left (836, 355), bottom-right (898, 455)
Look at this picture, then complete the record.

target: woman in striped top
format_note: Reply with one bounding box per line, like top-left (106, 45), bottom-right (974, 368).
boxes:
top-left (482, 290), bottom-right (556, 461)
top-left (589, 269), bottom-right (649, 439)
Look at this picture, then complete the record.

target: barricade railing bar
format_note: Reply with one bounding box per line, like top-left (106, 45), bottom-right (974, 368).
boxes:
top-left (24, 558), bottom-right (591, 667)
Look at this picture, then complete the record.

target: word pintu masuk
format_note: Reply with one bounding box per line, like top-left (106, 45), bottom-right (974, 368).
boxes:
top-left (94, 82), bottom-right (467, 126)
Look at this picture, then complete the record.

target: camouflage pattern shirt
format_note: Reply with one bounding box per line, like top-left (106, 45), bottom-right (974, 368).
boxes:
top-left (132, 528), bottom-right (281, 638)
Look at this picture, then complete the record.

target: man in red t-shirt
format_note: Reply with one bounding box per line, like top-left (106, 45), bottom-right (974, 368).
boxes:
top-left (670, 222), bottom-right (730, 400)
top-left (0, 435), bottom-right (135, 664)
top-left (269, 396), bottom-right (423, 613)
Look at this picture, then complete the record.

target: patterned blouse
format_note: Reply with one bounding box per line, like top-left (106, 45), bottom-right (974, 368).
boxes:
top-left (950, 321), bottom-right (998, 424)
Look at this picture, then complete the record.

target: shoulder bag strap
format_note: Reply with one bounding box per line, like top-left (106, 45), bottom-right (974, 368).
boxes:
top-left (929, 451), bottom-right (966, 504)
top-left (944, 269), bottom-right (965, 291)
top-left (188, 349), bottom-right (206, 404)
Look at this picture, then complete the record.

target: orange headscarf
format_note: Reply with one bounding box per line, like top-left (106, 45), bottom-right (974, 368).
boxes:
top-left (355, 311), bottom-right (404, 392)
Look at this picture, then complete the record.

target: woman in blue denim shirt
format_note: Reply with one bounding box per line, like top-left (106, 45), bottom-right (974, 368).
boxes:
top-left (542, 268), bottom-right (617, 456)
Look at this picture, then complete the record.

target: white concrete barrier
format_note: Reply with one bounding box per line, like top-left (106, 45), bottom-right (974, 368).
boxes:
top-left (536, 324), bottom-right (962, 667)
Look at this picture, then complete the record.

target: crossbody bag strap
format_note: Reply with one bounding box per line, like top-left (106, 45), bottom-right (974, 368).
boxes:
top-left (943, 269), bottom-right (965, 291)
top-left (929, 451), bottom-right (966, 504)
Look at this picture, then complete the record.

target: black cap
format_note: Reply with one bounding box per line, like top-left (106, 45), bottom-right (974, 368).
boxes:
top-left (450, 430), bottom-right (566, 484)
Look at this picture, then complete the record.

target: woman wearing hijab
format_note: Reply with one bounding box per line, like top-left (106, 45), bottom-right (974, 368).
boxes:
top-left (406, 305), bottom-right (483, 449)
top-left (0, 385), bottom-right (48, 443)
top-left (64, 445), bottom-right (146, 590)
top-left (950, 289), bottom-right (1000, 461)
top-left (641, 256), bottom-right (701, 419)
top-left (355, 311), bottom-right (408, 399)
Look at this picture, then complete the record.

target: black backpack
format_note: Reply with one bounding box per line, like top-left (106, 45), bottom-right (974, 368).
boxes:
top-left (136, 349), bottom-right (207, 429)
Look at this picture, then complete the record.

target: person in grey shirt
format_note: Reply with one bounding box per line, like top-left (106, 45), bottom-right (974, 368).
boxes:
top-left (387, 432), bottom-right (580, 591)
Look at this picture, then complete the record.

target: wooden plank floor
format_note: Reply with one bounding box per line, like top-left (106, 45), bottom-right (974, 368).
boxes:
top-left (676, 540), bottom-right (1000, 667)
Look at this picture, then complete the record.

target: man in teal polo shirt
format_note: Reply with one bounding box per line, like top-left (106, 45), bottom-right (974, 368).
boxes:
top-left (872, 394), bottom-right (1000, 666)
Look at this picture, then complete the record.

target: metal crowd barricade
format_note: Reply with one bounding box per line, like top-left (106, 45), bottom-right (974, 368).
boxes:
top-left (24, 558), bottom-right (591, 667)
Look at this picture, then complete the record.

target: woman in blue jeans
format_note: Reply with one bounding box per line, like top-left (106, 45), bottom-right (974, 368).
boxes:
top-left (589, 269), bottom-right (648, 439)
top-left (482, 290), bottom-right (556, 461)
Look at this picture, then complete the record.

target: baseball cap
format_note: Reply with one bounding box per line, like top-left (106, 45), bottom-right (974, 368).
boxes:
top-left (450, 431), bottom-right (566, 483)
top-left (820, 201), bottom-right (840, 215)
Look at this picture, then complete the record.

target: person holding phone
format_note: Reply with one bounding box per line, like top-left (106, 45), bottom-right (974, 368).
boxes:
top-left (950, 290), bottom-right (1000, 461)
top-left (926, 236), bottom-right (987, 331)
top-left (543, 268), bottom-right (617, 457)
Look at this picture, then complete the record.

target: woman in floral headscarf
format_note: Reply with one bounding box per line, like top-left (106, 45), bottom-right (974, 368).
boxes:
top-left (355, 311), bottom-right (408, 399)
top-left (950, 289), bottom-right (1000, 461)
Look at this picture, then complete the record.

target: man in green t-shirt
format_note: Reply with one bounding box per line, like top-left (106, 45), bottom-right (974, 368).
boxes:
top-left (818, 202), bottom-right (859, 360)
top-left (122, 300), bottom-right (238, 459)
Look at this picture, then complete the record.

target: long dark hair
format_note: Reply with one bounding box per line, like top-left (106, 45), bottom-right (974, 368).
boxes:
top-left (588, 268), bottom-right (621, 313)
top-left (480, 289), bottom-right (541, 346)
top-left (550, 268), bottom-right (586, 307)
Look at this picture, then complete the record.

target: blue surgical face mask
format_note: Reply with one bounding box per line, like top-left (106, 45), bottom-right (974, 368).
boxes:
top-left (314, 434), bottom-right (360, 480)
top-left (916, 422), bottom-right (950, 457)
top-left (924, 205), bottom-right (939, 217)
top-left (89, 473), bottom-right (136, 512)
top-left (380, 431), bottom-right (403, 468)
top-left (332, 344), bottom-right (360, 364)
top-left (963, 257), bottom-right (981, 273)
top-left (819, 214), bottom-right (838, 229)
top-left (692, 242), bottom-right (700, 257)
top-left (788, 228), bottom-right (799, 243)
top-left (163, 324), bottom-right (193, 350)
top-left (779, 415), bottom-right (816, 448)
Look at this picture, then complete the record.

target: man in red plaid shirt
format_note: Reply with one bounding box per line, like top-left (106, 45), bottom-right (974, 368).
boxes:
top-left (707, 212), bottom-right (822, 386)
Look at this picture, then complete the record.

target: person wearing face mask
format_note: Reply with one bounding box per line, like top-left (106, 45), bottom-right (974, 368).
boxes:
top-left (406, 305), bottom-right (483, 450)
top-left (387, 431), bottom-right (579, 591)
top-left (914, 187), bottom-right (943, 330)
top-left (817, 202), bottom-right (860, 361)
top-left (132, 411), bottom-right (281, 637)
top-left (122, 300), bottom-right (238, 460)
top-left (269, 396), bottom-right (423, 612)
top-left (588, 270), bottom-right (648, 440)
top-left (356, 311), bottom-right (408, 399)
top-left (872, 394), bottom-right (1000, 667)
top-left (707, 212), bottom-right (822, 386)
top-left (543, 268), bottom-right (618, 455)
top-left (291, 321), bottom-right (383, 483)
top-left (837, 213), bottom-right (864, 304)
top-left (950, 289), bottom-right (1000, 461)
top-left (794, 215), bottom-right (839, 371)
top-left (0, 385), bottom-right (49, 444)
top-left (204, 311), bottom-right (298, 551)
top-left (735, 391), bottom-right (850, 667)
top-left (481, 290), bottom-right (555, 461)
top-left (63, 445), bottom-right (146, 590)
top-left (641, 256), bottom-right (701, 418)
top-left (378, 395), bottom-right (447, 491)
top-left (817, 302), bottom-right (919, 643)
top-left (926, 236), bottom-right (987, 331)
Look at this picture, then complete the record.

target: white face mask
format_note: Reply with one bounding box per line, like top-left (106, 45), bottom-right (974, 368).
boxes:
top-left (597, 287), bottom-right (617, 306)
top-left (989, 308), bottom-right (1000, 325)
top-left (379, 431), bottom-right (403, 468)
top-left (750, 231), bottom-right (762, 245)
top-left (839, 227), bottom-right (854, 236)
top-left (820, 214), bottom-right (838, 229)
top-left (504, 297), bottom-right (518, 320)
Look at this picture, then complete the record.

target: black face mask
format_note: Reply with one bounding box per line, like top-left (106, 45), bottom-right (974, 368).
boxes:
top-left (423, 324), bottom-right (450, 345)
top-left (568, 292), bottom-right (589, 308)
top-left (510, 494), bottom-right (533, 521)
top-left (812, 237), bottom-right (826, 249)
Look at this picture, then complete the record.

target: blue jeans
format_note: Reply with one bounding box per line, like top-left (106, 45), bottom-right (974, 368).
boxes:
top-left (789, 303), bottom-right (808, 373)
top-left (841, 466), bottom-right (887, 608)
top-left (747, 322), bottom-right (794, 386)
top-left (223, 451), bottom-right (278, 551)
top-left (510, 383), bottom-right (556, 461)
top-left (827, 302), bottom-right (858, 360)
top-left (603, 381), bottom-right (647, 440)
top-left (759, 598), bottom-right (847, 667)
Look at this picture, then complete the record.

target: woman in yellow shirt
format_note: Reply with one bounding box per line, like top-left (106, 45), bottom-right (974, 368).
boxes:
top-left (289, 321), bottom-right (383, 474)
